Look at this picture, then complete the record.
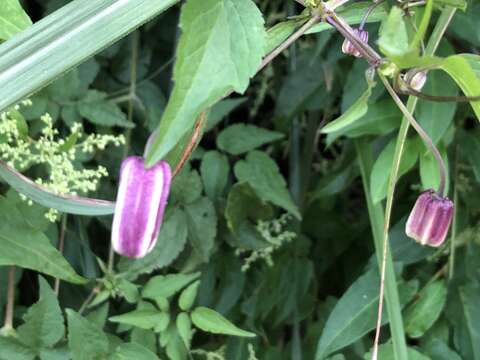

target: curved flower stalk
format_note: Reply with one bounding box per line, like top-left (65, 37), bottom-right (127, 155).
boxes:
top-left (112, 156), bottom-right (172, 258)
top-left (406, 189), bottom-right (454, 247)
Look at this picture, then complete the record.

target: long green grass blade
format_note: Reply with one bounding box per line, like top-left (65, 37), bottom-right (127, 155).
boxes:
top-left (0, 0), bottom-right (179, 112)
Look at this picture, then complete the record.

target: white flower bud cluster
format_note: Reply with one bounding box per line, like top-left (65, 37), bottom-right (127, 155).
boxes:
top-left (236, 214), bottom-right (297, 272)
top-left (0, 101), bottom-right (126, 221)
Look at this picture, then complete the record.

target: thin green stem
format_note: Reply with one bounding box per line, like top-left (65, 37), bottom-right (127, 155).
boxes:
top-left (370, 7), bottom-right (456, 359)
top-left (54, 214), bottom-right (68, 295)
top-left (3, 267), bottom-right (15, 331)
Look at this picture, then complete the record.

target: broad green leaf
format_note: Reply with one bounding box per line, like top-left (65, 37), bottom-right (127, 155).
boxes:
top-left (417, 70), bottom-right (458, 144)
top-left (66, 310), bottom-right (109, 360)
top-left (441, 55), bottom-right (480, 121)
top-left (0, 336), bottom-right (35, 360)
top-left (423, 338), bottom-right (462, 360)
top-left (448, 3), bottom-right (480, 45)
top-left (420, 145), bottom-right (450, 194)
top-left (170, 166), bottom-right (203, 205)
top-left (191, 307), bottom-right (256, 338)
top-left (307, 2), bottom-right (388, 34)
top-left (265, 19), bottom-right (306, 55)
top-left (78, 90), bottom-right (134, 128)
top-left (378, 7), bottom-right (410, 58)
top-left (364, 343), bottom-right (430, 360)
top-left (109, 310), bottom-right (169, 331)
top-left (217, 124), bottom-right (284, 155)
top-left (0, 0), bottom-right (180, 112)
top-left (130, 329), bottom-right (157, 354)
top-left (110, 343), bottom-right (160, 360)
top-left (145, 0), bottom-right (266, 166)
top-left (322, 86), bottom-right (372, 134)
top-left (17, 277), bottom-right (65, 350)
top-left (0, 160), bottom-right (115, 216)
top-left (164, 326), bottom-right (188, 360)
top-left (457, 284), bottom-right (480, 359)
top-left (370, 138), bottom-right (419, 203)
top-left (142, 272), bottom-right (200, 300)
top-left (205, 98), bottom-right (247, 131)
top-left (404, 281), bottom-right (447, 338)
top-left (176, 312), bottom-right (192, 349)
top-left (185, 197), bottom-right (218, 262)
top-left (200, 151), bottom-right (230, 201)
top-left (0, 203), bottom-right (86, 284)
top-left (458, 129), bottom-right (480, 182)
top-left (179, 280), bottom-right (200, 311)
top-left (0, 0), bottom-right (32, 41)
top-left (117, 209), bottom-right (188, 281)
top-left (234, 151), bottom-right (300, 219)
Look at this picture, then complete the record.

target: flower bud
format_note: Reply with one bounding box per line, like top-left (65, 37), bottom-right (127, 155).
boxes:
top-left (405, 70), bottom-right (427, 91)
top-left (342, 29), bottom-right (369, 58)
top-left (405, 189), bottom-right (454, 247)
top-left (112, 156), bottom-right (172, 258)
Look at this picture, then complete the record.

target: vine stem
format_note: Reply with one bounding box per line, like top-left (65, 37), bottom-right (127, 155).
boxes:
top-left (3, 267), bottom-right (15, 330)
top-left (370, 8), bottom-right (457, 360)
top-left (54, 214), bottom-right (68, 295)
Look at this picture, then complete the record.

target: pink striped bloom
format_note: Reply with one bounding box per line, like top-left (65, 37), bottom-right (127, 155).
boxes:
top-left (405, 189), bottom-right (454, 247)
top-left (341, 29), bottom-right (369, 58)
top-left (112, 156), bottom-right (172, 258)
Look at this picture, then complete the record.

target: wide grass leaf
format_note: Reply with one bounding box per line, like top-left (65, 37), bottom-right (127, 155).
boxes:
top-left (145, 0), bottom-right (266, 166)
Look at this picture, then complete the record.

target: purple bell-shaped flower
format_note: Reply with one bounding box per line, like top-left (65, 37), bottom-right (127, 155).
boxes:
top-left (342, 28), bottom-right (369, 58)
top-left (405, 189), bottom-right (454, 247)
top-left (111, 156), bottom-right (172, 258)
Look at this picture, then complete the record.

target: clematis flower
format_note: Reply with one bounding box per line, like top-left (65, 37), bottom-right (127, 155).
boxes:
top-left (405, 189), bottom-right (454, 247)
top-left (405, 69), bottom-right (427, 91)
top-left (112, 156), bottom-right (172, 258)
top-left (341, 29), bottom-right (369, 58)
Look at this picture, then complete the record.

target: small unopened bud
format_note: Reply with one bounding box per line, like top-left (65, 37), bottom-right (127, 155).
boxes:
top-left (342, 29), bottom-right (369, 58)
top-left (405, 70), bottom-right (427, 91)
top-left (405, 189), bottom-right (454, 247)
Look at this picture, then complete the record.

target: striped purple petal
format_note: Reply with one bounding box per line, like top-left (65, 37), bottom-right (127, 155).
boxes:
top-left (112, 156), bottom-right (172, 258)
top-left (341, 28), bottom-right (369, 58)
top-left (405, 189), bottom-right (454, 247)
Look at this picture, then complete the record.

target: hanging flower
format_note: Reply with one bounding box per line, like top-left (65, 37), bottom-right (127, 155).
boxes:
top-left (341, 28), bottom-right (369, 58)
top-left (405, 189), bottom-right (454, 247)
top-left (111, 156), bottom-right (172, 258)
top-left (405, 69), bottom-right (427, 91)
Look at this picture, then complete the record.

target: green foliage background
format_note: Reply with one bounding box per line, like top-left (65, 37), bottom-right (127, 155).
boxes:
top-left (0, 0), bottom-right (480, 359)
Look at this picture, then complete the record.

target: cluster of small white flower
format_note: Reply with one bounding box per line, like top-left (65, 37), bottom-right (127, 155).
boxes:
top-left (0, 102), bottom-right (126, 221)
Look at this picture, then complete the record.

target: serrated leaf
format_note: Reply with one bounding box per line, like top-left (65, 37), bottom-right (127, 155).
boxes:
top-left (405, 281), bottom-right (447, 338)
top-left (217, 124), bottom-right (284, 155)
top-left (0, 336), bottom-right (35, 360)
top-left (145, 0), bottom-right (266, 165)
top-left (234, 151), bottom-right (300, 219)
top-left (185, 197), bottom-right (218, 262)
top-left (109, 310), bottom-right (169, 331)
top-left (179, 280), bottom-right (200, 311)
top-left (170, 166), bottom-right (203, 205)
top-left (110, 343), bottom-right (160, 360)
top-left (191, 307), bottom-right (256, 338)
top-left (17, 277), bottom-right (65, 350)
top-left (142, 272), bottom-right (200, 300)
top-left (66, 310), bottom-right (109, 360)
top-left (0, 0), bottom-right (32, 41)
top-left (117, 209), bottom-right (188, 281)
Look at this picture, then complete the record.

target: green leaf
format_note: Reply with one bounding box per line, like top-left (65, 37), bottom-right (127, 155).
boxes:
top-left (265, 19), bottom-right (306, 55)
top-left (441, 55), bottom-right (480, 121)
top-left (321, 86), bottom-right (372, 134)
top-left (410, 0), bottom-right (432, 52)
top-left (117, 208), bottom-right (188, 281)
top-left (0, 160), bottom-right (115, 216)
top-left (200, 151), bottom-right (230, 201)
top-left (205, 98), bottom-right (247, 131)
top-left (457, 284), bottom-right (480, 359)
top-left (17, 277), bottom-right (65, 350)
top-left (0, 200), bottom-right (86, 284)
top-left (109, 310), bottom-right (169, 331)
top-left (423, 338), bottom-right (462, 360)
top-left (404, 281), bottom-right (447, 338)
top-left (0, 336), bottom-right (35, 360)
top-left (234, 151), bottom-right (300, 219)
top-left (176, 312), bottom-right (192, 349)
top-left (370, 138), bottom-right (419, 203)
top-left (142, 272), bottom-right (201, 300)
top-left (0, 0), bottom-right (32, 41)
top-left (417, 70), bottom-right (458, 145)
top-left (78, 90), bottom-right (134, 128)
top-left (179, 280), bottom-right (200, 311)
top-left (364, 343), bottom-right (430, 360)
top-left (164, 326), bottom-right (188, 360)
top-left (66, 310), bottom-right (109, 360)
top-left (433, 0), bottom-right (466, 10)
top-left (378, 7), bottom-right (410, 58)
top-left (110, 343), bottom-right (160, 360)
top-left (217, 124), bottom-right (284, 155)
top-left (185, 197), bottom-right (218, 262)
top-left (145, 0), bottom-right (266, 165)
top-left (191, 307), bottom-right (256, 338)
top-left (170, 166), bottom-right (203, 205)
top-left (420, 145), bottom-right (450, 194)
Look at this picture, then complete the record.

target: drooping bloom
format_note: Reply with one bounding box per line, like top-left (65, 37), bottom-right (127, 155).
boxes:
top-left (341, 29), bottom-right (369, 58)
top-left (405, 189), bottom-right (454, 247)
top-left (405, 70), bottom-right (427, 91)
top-left (112, 156), bottom-right (172, 258)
